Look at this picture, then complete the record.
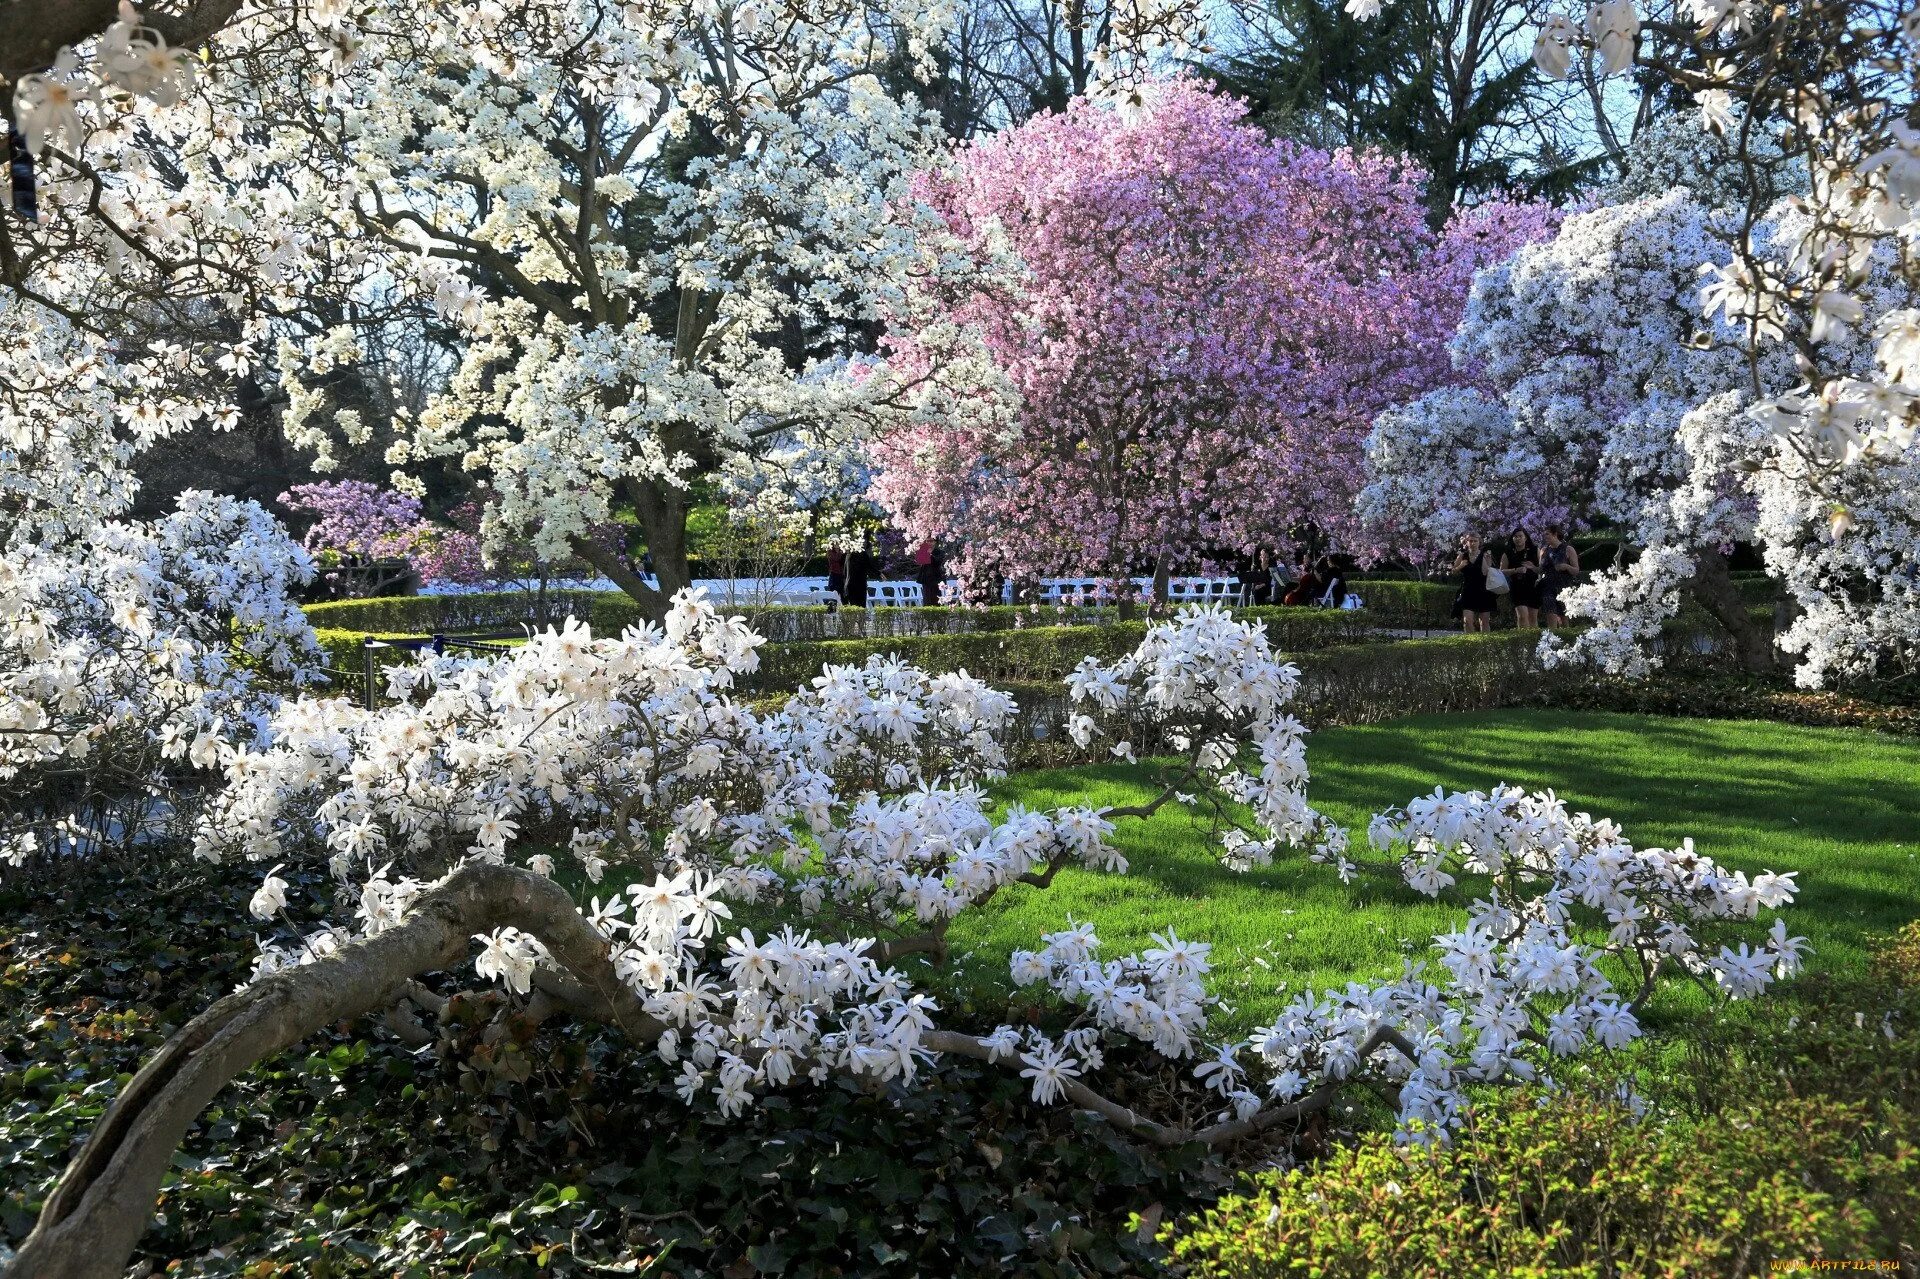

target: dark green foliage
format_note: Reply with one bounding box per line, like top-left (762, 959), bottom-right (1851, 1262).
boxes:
top-left (0, 861), bottom-right (1205, 1277)
top-left (1206, 0), bottom-right (1583, 212)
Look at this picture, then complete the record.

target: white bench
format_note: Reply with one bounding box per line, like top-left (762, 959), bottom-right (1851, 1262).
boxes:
top-left (1025, 576), bottom-right (1240, 604)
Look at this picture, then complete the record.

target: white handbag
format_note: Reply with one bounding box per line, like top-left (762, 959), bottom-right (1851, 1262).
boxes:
top-left (1485, 565), bottom-right (1511, 595)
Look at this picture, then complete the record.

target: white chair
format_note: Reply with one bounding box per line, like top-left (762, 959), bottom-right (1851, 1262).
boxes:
top-left (866, 581), bottom-right (922, 607)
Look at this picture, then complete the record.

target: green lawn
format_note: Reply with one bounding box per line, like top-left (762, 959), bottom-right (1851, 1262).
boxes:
top-left (943, 711), bottom-right (1920, 1031)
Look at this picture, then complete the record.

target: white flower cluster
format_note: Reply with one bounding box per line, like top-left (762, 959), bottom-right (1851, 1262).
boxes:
top-left (1, 491), bottom-right (321, 867)
top-left (10, 1), bottom-right (196, 156)
top-left (1064, 604), bottom-right (1341, 867)
top-left (964, 783), bottom-right (1805, 1144)
top-left (1260, 785), bottom-right (1802, 1139)
top-left (178, 592), bottom-right (1807, 1142)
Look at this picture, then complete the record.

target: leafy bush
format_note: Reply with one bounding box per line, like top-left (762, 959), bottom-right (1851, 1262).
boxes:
top-left (302, 591), bottom-right (1459, 650)
top-left (1288, 632), bottom-right (1543, 726)
top-left (1163, 1091), bottom-right (1898, 1277)
top-left (302, 590), bottom-right (607, 636)
top-left (1550, 668), bottom-right (1920, 735)
top-left (745, 611), bottom-right (1377, 692)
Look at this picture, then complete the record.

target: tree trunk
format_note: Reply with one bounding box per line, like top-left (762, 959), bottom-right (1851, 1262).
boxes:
top-left (570, 532), bottom-right (666, 622)
top-left (8, 863), bottom-right (659, 1279)
top-left (2, 0), bottom-right (245, 82)
top-left (1687, 548), bottom-right (1775, 674)
top-left (1150, 552), bottom-right (1172, 619)
top-left (631, 474), bottom-right (693, 601)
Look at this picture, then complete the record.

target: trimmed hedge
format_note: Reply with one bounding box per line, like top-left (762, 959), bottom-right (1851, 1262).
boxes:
top-left (303, 588), bottom-right (1464, 649)
top-left (302, 590), bottom-right (604, 635)
top-left (745, 611), bottom-right (1381, 693)
top-left (982, 632), bottom-right (1547, 768)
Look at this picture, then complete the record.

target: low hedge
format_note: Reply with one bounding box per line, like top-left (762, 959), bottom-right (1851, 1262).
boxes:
top-left (979, 632), bottom-right (1548, 768)
top-left (304, 588), bottom-right (1464, 648)
top-left (745, 611), bottom-right (1381, 693)
top-left (302, 590), bottom-right (604, 636)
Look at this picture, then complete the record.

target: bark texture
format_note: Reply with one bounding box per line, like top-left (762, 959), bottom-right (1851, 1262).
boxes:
top-left (1687, 547), bottom-right (1776, 673)
top-left (2, 0), bottom-right (245, 83)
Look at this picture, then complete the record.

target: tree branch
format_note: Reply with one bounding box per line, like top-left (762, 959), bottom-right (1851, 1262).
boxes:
top-left (8, 861), bottom-right (661, 1279)
top-left (1, 0), bottom-right (245, 84)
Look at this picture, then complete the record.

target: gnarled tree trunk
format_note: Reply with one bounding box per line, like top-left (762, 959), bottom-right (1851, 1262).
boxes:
top-left (1687, 548), bottom-right (1776, 674)
top-left (8, 862), bottom-right (658, 1279)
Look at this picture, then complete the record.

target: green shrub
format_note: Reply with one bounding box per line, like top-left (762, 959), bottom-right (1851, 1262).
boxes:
top-left (302, 590), bottom-right (605, 635)
top-left (745, 611), bottom-right (1378, 692)
top-left (1165, 921), bottom-right (1920, 1279)
top-left (1327, 581), bottom-right (1458, 629)
top-left (1289, 632), bottom-right (1545, 727)
top-left (1162, 1088), bottom-right (1909, 1278)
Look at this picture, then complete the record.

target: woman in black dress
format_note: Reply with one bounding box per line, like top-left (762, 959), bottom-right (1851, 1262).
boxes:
top-left (1501, 528), bottom-right (1542, 629)
top-left (1539, 525), bottom-right (1581, 628)
top-left (1452, 532), bottom-right (1497, 633)
top-left (843, 535), bottom-right (872, 608)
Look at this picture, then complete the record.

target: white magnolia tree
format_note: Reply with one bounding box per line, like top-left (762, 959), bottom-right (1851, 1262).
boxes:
top-left (9, 0), bottom-right (1202, 617)
top-left (0, 292), bottom-right (323, 871)
top-left (1360, 189), bottom-right (1918, 682)
top-left (1357, 0), bottom-right (1920, 686)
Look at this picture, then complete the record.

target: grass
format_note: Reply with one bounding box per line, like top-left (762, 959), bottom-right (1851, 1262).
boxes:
top-left (943, 710), bottom-right (1920, 1032)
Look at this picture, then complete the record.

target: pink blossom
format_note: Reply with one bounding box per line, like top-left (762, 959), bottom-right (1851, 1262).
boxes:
top-left (874, 78), bottom-right (1555, 581)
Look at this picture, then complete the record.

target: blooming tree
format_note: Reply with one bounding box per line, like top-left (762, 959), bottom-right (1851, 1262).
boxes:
top-left (277, 480), bottom-right (429, 561)
top-left (7, 0), bottom-right (1215, 625)
top-left (14, 600), bottom-right (1807, 1276)
top-left (0, 299), bottom-right (323, 872)
top-left (1359, 188), bottom-right (1917, 682)
top-left (871, 77), bottom-right (1551, 596)
top-left (1357, 0), bottom-right (1920, 686)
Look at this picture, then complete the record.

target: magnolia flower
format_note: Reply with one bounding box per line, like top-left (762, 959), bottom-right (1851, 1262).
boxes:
top-left (1584, 0), bottom-right (1638, 76)
top-left (1699, 257), bottom-right (1787, 341)
top-left (1343, 0), bottom-right (1384, 17)
top-left (1877, 310), bottom-right (1920, 385)
top-left (1018, 1044), bottom-right (1081, 1105)
top-left (98, 18), bottom-right (197, 105)
top-left (474, 926), bottom-right (544, 995)
top-left (1810, 289), bottom-right (1866, 344)
top-left (1860, 120), bottom-right (1920, 207)
top-left (1694, 89), bottom-right (1735, 136)
top-left (12, 52), bottom-right (92, 156)
top-left (249, 865), bottom-right (290, 920)
top-left (1531, 15), bottom-right (1580, 79)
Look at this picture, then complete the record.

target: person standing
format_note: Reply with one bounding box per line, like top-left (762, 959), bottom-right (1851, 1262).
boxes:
top-left (825, 545), bottom-right (846, 611)
top-left (913, 538), bottom-right (940, 607)
top-left (1452, 532), bottom-right (1497, 633)
top-left (1502, 529), bottom-right (1542, 629)
top-left (844, 535), bottom-right (872, 608)
top-left (1539, 526), bottom-right (1581, 628)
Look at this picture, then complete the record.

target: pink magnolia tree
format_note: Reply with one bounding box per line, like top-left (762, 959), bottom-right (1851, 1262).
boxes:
top-left (872, 78), bottom-right (1554, 595)
top-left (277, 481), bottom-right (431, 562)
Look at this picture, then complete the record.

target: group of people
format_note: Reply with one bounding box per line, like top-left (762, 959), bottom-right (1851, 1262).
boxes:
top-left (1451, 527), bottom-right (1580, 632)
top-left (1234, 550), bottom-right (1355, 608)
top-left (824, 537), bottom-right (946, 608)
